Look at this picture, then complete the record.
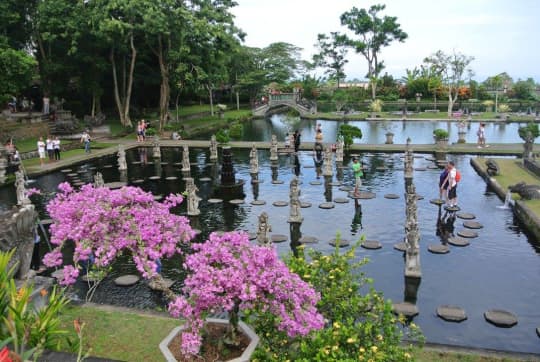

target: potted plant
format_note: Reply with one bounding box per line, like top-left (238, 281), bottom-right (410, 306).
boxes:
top-left (382, 122), bottom-right (395, 144)
top-left (338, 124), bottom-right (362, 149)
top-left (433, 128), bottom-right (449, 148)
top-left (215, 128), bottom-right (230, 144)
top-left (217, 104), bottom-right (227, 119)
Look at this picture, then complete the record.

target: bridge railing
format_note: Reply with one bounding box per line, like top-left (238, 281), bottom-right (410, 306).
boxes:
top-left (269, 93), bottom-right (296, 102)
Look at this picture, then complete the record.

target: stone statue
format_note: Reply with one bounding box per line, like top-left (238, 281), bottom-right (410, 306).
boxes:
top-left (404, 138), bottom-right (414, 180)
top-left (152, 136), bottom-right (161, 159)
top-left (270, 134), bottom-right (278, 161)
top-left (288, 177), bottom-right (303, 223)
top-left (209, 135), bottom-right (218, 161)
top-left (0, 144), bottom-right (7, 184)
top-left (335, 140), bottom-right (344, 163)
top-left (404, 183), bottom-right (421, 278)
top-left (256, 212), bottom-right (272, 246)
top-left (15, 170), bottom-right (30, 206)
top-left (117, 145), bottom-right (127, 171)
top-left (322, 147), bottom-right (333, 177)
top-left (93, 172), bottom-right (104, 187)
top-left (185, 178), bottom-right (201, 216)
top-left (182, 145), bottom-right (190, 172)
top-left (249, 143), bottom-right (259, 174)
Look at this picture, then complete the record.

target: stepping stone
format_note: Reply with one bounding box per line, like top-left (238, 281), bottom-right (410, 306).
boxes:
top-left (153, 195), bottom-right (163, 201)
top-left (414, 167), bottom-right (427, 171)
top-left (457, 212), bottom-right (476, 220)
top-left (376, 166), bottom-right (386, 171)
top-left (300, 202), bottom-right (312, 208)
top-left (430, 199), bottom-right (445, 205)
top-left (250, 200), bottom-right (266, 206)
top-left (114, 274), bottom-right (140, 286)
top-left (309, 181), bottom-right (322, 185)
top-left (104, 182), bottom-right (127, 189)
top-left (349, 191), bottom-right (376, 200)
top-left (303, 165), bottom-right (315, 168)
top-left (464, 221), bottom-right (483, 229)
top-left (437, 305), bottom-right (467, 322)
top-left (428, 244), bottom-right (450, 254)
top-left (271, 180), bottom-right (284, 184)
top-left (416, 195), bottom-right (424, 200)
top-left (319, 202), bottom-right (335, 209)
top-left (208, 198), bottom-right (223, 204)
top-left (271, 234), bottom-right (288, 243)
top-left (229, 199), bottom-right (245, 205)
top-left (339, 186), bottom-right (354, 192)
top-left (73, 182), bottom-right (85, 187)
top-left (149, 176), bottom-right (161, 180)
top-left (199, 177), bottom-right (211, 182)
top-left (334, 197), bottom-right (349, 204)
top-left (392, 302), bottom-right (418, 317)
top-left (448, 237), bottom-right (470, 247)
top-left (299, 236), bottom-right (318, 244)
top-left (427, 165), bottom-right (439, 170)
top-left (393, 242), bottom-right (407, 252)
top-left (329, 181), bottom-right (342, 186)
top-left (173, 162), bottom-right (183, 166)
top-left (414, 155), bottom-right (424, 159)
top-left (77, 169), bottom-right (88, 173)
top-left (60, 169), bottom-right (72, 173)
top-left (67, 173), bottom-right (78, 177)
top-left (132, 179), bottom-right (145, 184)
top-left (444, 205), bottom-right (461, 212)
top-left (51, 269), bottom-right (64, 280)
top-left (329, 238), bottom-right (349, 247)
top-left (273, 201), bottom-right (288, 207)
top-left (146, 162), bottom-right (154, 165)
top-left (131, 161), bottom-right (141, 165)
top-left (103, 165), bottom-right (113, 169)
top-left (160, 162), bottom-right (168, 165)
top-left (457, 229), bottom-right (478, 238)
top-left (484, 309), bottom-right (518, 328)
top-left (165, 176), bottom-right (178, 181)
top-left (362, 240), bottom-right (382, 250)
top-left (384, 193), bottom-right (400, 199)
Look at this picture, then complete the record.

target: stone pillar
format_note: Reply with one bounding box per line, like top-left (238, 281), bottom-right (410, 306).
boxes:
top-left (288, 177), bottom-right (303, 223)
top-left (185, 177), bottom-right (201, 216)
top-left (182, 145), bottom-right (191, 172)
top-left (404, 138), bottom-right (414, 181)
top-left (209, 135), bottom-right (218, 162)
top-left (335, 140), bottom-right (344, 163)
top-left (0, 144), bottom-right (7, 185)
top-left (322, 147), bottom-right (333, 177)
top-left (404, 183), bottom-right (421, 278)
top-left (269, 134), bottom-right (278, 161)
top-left (249, 144), bottom-right (259, 175)
top-left (117, 145), bottom-right (127, 171)
top-left (152, 136), bottom-right (161, 159)
top-left (457, 131), bottom-right (467, 144)
top-left (15, 170), bottom-right (30, 206)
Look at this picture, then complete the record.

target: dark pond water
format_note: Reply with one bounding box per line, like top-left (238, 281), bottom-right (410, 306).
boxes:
top-left (196, 114), bottom-right (529, 145)
top-left (1, 147), bottom-right (539, 354)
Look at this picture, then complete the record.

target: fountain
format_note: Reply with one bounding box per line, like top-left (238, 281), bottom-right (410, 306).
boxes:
top-left (497, 190), bottom-right (514, 209)
top-left (215, 146), bottom-right (244, 200)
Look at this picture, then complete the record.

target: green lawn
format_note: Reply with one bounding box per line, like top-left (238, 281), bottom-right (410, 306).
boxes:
top-left (21, 142), bottom-right (112, 168)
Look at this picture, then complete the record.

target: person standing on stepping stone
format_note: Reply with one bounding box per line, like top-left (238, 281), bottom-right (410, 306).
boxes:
top-left (352, 157), bottom-right (363, 196)
top-left (443, 161), bottom-right (458, 207)
top-left (293, 130), bottom-right (301, 153)
top-left (439, 164), bottom-right (449, 202)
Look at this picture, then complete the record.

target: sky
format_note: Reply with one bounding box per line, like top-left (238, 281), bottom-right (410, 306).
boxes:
top-left (231, 0), bottom-right (540, 83)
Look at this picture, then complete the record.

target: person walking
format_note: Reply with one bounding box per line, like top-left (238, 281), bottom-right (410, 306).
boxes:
top-left (444, 161), bottom-right (458, 207)
top-left (293, 130), bottom-right (301, 153)
top-left (477, 123), bottom-right (488, 148)
top-left (352, 157), bottom-right (363, 197)
top-left (53, 136), bottom-right (61, 160)
top-left (81, 130), bottom-right (91, 153)
top-left (37, 137), bottom-right (46, 166)
top-left (315, 128), bottom-right (323, 145)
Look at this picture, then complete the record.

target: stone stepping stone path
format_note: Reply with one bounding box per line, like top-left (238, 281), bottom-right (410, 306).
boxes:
top-left (104, 182), bottom-right (127, 189)
top-left (229, 199), bottom-right (245, 205)
top-left (457, 212), bottom-right (476, 220)
top-left (300, 202), bottom-right (312, 208)
top-left (428, 244), bottom-right (450, 254)
top-left (349, 191), bottom-right (376, 200)
top-left (299, 236), bottom-right (318, 244)
top-left (362, 240), bottom-right (382, 250)
top-left (271, 180), bottom-right (284, 184)
top-left (484, 309), bottom-right (518, 328)
top-left (77, 169), bottom-right (89, 173)
top-left (67, 173), bottom-right (78, 177)
top-left (173, 162), bottom-right (183, 166)
top-left (51, 269), bottom-right (64, 280)
top-left (132, 179), bottom-right (145, 184)
top-left (273, 201), bottom-right (288, 207)
top-left (153, 195), bottom-right (163, 201)
top-left (414, 155), bottom-right (424, 159)
top-left (160, 162), bottom-right (169, 165)
top-left (329, 181), bottom-right (341, 186)
top-left (199, 177), bottom-right (211, 182)
top-left (384, 193), bottom-right (400, 199)
top-left (149, 176), bottom-right (161, 180)
top-left (457, 229), bottom-right (478, 238)
top-left (334, 197), bottom-right (349, 204)
top-left (430, 199), bottom-right (445, 205)
top-left (339, 186), bottom-right (354, 192)
top-left (444, 205), bottom-right (461, 212)
top-left (329, 238), bottom-right (349, 247)
top-left (427, 165), bottom-right (439, 170)
top-left (437, 305), bottom-right (467, 322)
top-left (392, 302), bottom-right (418, 317)
top-left (393, 242), bottom-right (407, 252)
top-left (319, 202), bottom-right (335, 209)
top-left (114, 274), bottom-right (139, 286)
top-left (165, 176), bottom-right (178, 181)
top-left (60, 169), bottom-right (72, 173)
top-left (271, 234), bottom-right (288, 243)
top-left (448, 237), bottom-right (470, 247)
top-left (309, 181), bottom-right (322, 186)
top-left (190, 162), bottom-right (198, 166)
top-left (414, 167), bottom-right (427, 171)
top-left (73, 182), bottom-right (85, 187)
top-left (250, 200), bottom-right (266, 206)
top-left (89, 167), bottom-right (96, 170)
top-left (463, 221), bottom-right (483, 229)
top-left (208, 198), bottom-right (223, 204)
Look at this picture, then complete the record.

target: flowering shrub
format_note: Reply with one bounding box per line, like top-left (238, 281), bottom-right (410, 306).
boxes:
top-left (43, 183), bottom-right (194, 285)
top-left (168, 231), bottom-right (324, 356)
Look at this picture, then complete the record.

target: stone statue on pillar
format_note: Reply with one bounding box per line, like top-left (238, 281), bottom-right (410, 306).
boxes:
top-left (323, 147), bottom-right (333, 177)
top-left (0, 144), bottom-right (7, 184)
top-left (117, 145), bottom-right (127, 171)
top-left (404, 183), bottom-right (421, 278)
top-left (182, 145), bottom-right (191, 172)
top-left (249, 143), bottom-right (259, 174)
top-left (404, 137), bottom-right (414, 180)
top-left (256, 212), bottom-right (272, 246)
top-left (185, 178), bottom-right (201, 216)
top-left (209, 135), bottom-right (218, 162)
top-left (288, 177), bottom-right (303, 223)
top-left (15, 170), bottom-right (30, 206)
top-left (270, 134), bottom-right (278, 161)
top-left (152, 136), bottom-right (161, 159)
top-left (93, 172), bottom-right (104, 188)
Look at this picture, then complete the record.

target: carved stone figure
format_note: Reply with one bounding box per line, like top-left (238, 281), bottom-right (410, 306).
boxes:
top-left (256, 212), bottom-right (272, 246)
top-left (15, 170), bottom-right (30, 206)
top-left (335, 140), bottom-right (344, 163)
top-left (93, 172), bottom-right (104, 187)
top-left (322, 147), bottom-right (333, 177)
top-left (185, 178), bottom-right (201, 216)
top-left (288, 177), bottom-right (303, 223)
top-left (509, 181), bottom-right (540, 200)
top-left (249, 143), bottom-right (259, 174)
top-left (0, 144), bottom-right (7, 184)
top-left (117, 145), bottom-right (127, 171)
top-left (152, 136), bottom-right (161, 158)
top-left (404, 138), bottom-right (414, 180)
top-left (182, 145), bottom-right (191, 172)
top-left (209, 135), bottom-right (218, 161)
top-left (270, 134), bottom-right (278, 161)
top-left (404, 183), bottom-right (421, 278)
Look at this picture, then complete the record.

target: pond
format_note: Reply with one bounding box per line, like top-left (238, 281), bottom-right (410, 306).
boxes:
top-left (1, 147), bottom-right (539, 354)
top-left (198, 114), bottom-right (530, 145)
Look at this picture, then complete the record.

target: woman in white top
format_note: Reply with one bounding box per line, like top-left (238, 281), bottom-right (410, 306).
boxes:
top-left (46, 137), bottom-right (54, 161)
top-left (53, 136), bottom-right (61, 160)
top-left (37, 137), bottom-right (46, 166)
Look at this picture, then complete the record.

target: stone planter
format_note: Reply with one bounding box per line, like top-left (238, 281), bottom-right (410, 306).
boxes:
top-left (457, 131), bottom-right (466, 144)
top-left (159, 318), bottom-right (259, 362)
top-left (434, 137), bottom-right (448, 149)
top-left (385, 132), bottom-right (394, 144)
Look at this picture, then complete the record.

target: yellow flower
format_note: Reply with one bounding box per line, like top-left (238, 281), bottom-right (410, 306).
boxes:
top-left (376, 334), bottom-right (383, 341)
top-left (332, 345), bottom-right (339, 351)
top-left (410, 322), bottom-right (417, 328)
top-left (329, 275), bottom-right (335, 279)
top-left (347, 337), bottom-right (356, 343)
top-left (333, 322), bottom-right (341, 329)
top-left (371, 346), bottom-right (378, 353)
top-left (359, 347), bottom-right (365, 353)
top-left (303, 274), bottom-right (311, 278)
top-left (404, 352), bottom-right (411, 359)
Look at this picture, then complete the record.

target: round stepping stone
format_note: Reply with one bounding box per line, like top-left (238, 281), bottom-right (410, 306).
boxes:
top-left (427, 165), bottom-right (439, 170)
top-left (416, 195), bottom-right (424, 200)
top-left (329, 181), bottom-right (341, 186)
top-left (376, 166), bottom-right (386, 171)
top-left (384, 193), bottom-right (399, 199)
top-left (173, 162), bottom-right (183, 166)
top-left (146, 162), bottom-right (154, 165)
top-left (329, 238), bottom-right (350, 247)
top-left (160, 162), bottom-right (168, 165)
top-left (208, 198), bottom-right (223, 204)
top-left (102, 165), bottom-right (113, 169)
top-left (393, 242), bottom-right (407, 252)
top-left (457, 212), bottom-right (476, 220)
top-left (457, 229), bottom-right (478, 238)
top-left (414, 155), bottom-right (424, 159)
top-left (114, 274), bottom-right (139, 286)
top-left (51, 269), bottom-right (64, 280)
top-left (430, 199), bottom-right (445, 205)
top-left (199, 177), bottom-right (211, 182)
top-left (271, 234), bottom-right (288, 243)
top-left (153, 195), bottom-right (163, 201)
top-left (300, 202), bottom-right (312, 208)
top-left (67, 173), bottom-right (78, 177)
top-left (339, 186), bottom-right (354, 192)
top-left (229, 199), bottom-right (245, 205)
top-left (437, 305), bottom-right (467, 322)
top-left (444, 205), bottom-right (461, 212)
top-left (132, 179), bottom-right (145, 184)
top-left (250, 200), bottom-right (266, 206)
top-left (428, 244), bottom-right (450, 254)
top-left (362, 240), bottom-right (382, 250)
top-left (319, 202), bottom-right (335, 209)
top-left (89, 167), bottom-right (97, 170)
top-left (60, 169), bottom-right (72, 173)
top-left (149, 176), bottom-right (161, 180)
top-left (272, 201), bottom-right (288, 207)
top-left (104, 182), bottom-right (127, 189)
top-left (271, 180), bottom-right (284, 184)
top-left (448, 237), bottom-right (470, 247)
top-left (77, 169), bottom-right (88, 173)
top-left (309, 181), bottom-right (322, 186)
top-left (299, 236), bottom-right (318, 244)
top-left (131, 161), bottom-right (141, 165)
top-left (463, 221), bottom-right (483, 229)
top-left (484, 309), bottom-right (518, 328)
top-left (349, 191), bottom-right (376, 200)
top-left (414, 167), bottom-right (427, 171)
top-left (392, 302), bottom-right (418, 317)
top-left (334, 197), bottom-right (349, 204)
top-left (73, 182), bottom-right (85, 187)
top-left (190, 162), bottom-right (198, 166)
top-left (165, 176), bottom-right (178, 181)
top-left (303, 165), bottom-right (315, 169)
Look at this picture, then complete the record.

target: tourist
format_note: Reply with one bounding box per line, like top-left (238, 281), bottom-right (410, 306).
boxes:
top-left (444, 161), bottom-right (458, 207)
top-left (136, 120), bottom-right (144, 142)
top-left (439, 164), bottom-right (449, 202)
top-left (141, 119), bottom-right (148, 141)
top-left (293, 130), bottom-right (301, 153)
top-left (352, 157), bottom-right (363, 197)
top-left (43, 95), bottom-right (50, 114)
top-left (37, 137), bottom-right (46, 166)
top-left (53, 136), bottom-right (61, 160)
top-left (477, 123), bottom-right (488, 148)
top-left (81, 130), bottom-right (91, 153)
top-left (315, 128), bottom-right (323, 144)
top-left (46, 136), bottom-right (54, 161)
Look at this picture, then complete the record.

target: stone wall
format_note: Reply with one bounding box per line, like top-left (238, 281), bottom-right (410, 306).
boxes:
top-left (523, 158), bottom-right (540, 178)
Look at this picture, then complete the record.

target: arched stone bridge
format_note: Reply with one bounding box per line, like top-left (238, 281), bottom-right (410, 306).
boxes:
top-left (252, 93), bottom-right (317, 117)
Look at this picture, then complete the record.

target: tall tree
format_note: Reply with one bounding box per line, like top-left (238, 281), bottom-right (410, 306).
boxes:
top-left (313, 32), bottom-right (349, 88)
top-left (424, 50), bottom-right (474, 116)
top-left (340, 4), bottom-right (407, 99)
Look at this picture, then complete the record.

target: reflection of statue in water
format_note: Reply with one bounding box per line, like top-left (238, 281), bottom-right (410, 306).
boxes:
top-left (351, 199), bottom-right (363, 234)
top-left (139, 147), bottom-right (147, 164)
top-left (15, 170), bottom-right (30, 206)
top-left (93, 172), bottom-right (104, 188)
top-left (185, 178), bottom-right (201, 216)
top-left (117, 145), bottom-right (127, 171)
top-left (152, 136), bottom-right (161, 158)
top-left (323, 147), bottom-right (333, 177)
top-left (256, 212), bottom-right (272, 246)
top-left (288, 177), bottom-right (303, 223)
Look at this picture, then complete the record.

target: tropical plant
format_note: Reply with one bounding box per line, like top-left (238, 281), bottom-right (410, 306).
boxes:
top-left (518, 122), bottom-right (539, 142)
top-left (369, 99), bottom-right (384, 113)
top-left (482, 100), bottom-right (494, 112)
top-left (229, 123), bottom-right (243, 139)
top-left (498, 103), bottom-right (510, 113)
top-left (215, 129), bottom-right (230, 144)
top-left (338, 124), bottom-right (363, 148)
top-left (433, 128), bottom-right (449, 140)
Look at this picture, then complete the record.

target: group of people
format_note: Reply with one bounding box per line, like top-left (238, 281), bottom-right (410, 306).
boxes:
top-left (37, 136), bottom-right (62, 166)
top-left (439, 161), bottom-right (459, 207)
top-left (136, 120), bottom-right (149, 142)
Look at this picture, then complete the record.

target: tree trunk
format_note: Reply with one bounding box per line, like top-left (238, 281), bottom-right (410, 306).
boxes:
top-left (36, 34), bottom-right (52, 97)
top-left (110, 48), bottom-right (127, 126)
top-left (371, 81), bottom-right (377, 100)
top-left (91, 94), bottom-right (95, 118)
top-left (123, 33), bottom-right (136, 128)
top-left (208, 85), bottom-right (214, 116)
top-left (157, 36), bottom-right (170, 132)
top-left (236, 91), bottom-right (239, 111)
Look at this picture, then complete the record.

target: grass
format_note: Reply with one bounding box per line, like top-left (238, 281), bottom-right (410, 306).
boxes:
top-left (21, 142), bottom-right (113, 168)
top-left (415, 349), bottom-right (520, 362)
